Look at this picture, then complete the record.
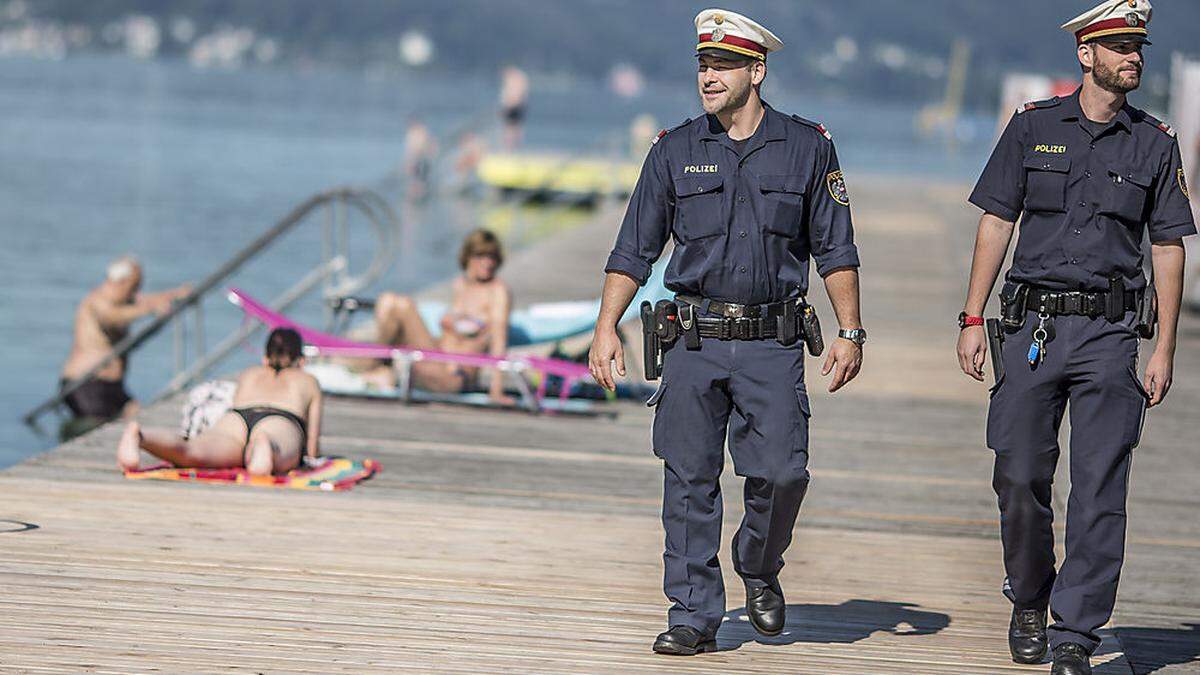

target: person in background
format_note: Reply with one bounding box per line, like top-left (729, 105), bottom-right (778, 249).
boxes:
top-left (368, 229), bottom-right (514, 404)
top-left (403, 119), bottom-right (438, 203)
top-left (117, 328), bottom-right (322, 476)
top-left (498, 65), bottom-right (529, 150)
top-left (60, 256), bottom-right (190, 423)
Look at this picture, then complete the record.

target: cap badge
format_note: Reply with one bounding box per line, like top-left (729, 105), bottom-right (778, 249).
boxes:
top-left (1127, 0), bottom-right (1136, 7)
top-left (1125, 12), bottom-right (1139, 27)
top-left (711, 28), bottom-right (725, 42)
top-left (713, 14), bottom-right (725, 25)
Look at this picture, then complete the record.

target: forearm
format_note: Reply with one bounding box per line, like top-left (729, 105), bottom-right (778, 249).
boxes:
top-left (597, 272), bottom-right (639, 331)
top-left (821, 268), bottom-right (862, 330)
top-left (963, 214), bottom-right (1016, 315)
top-left (1151, 240), bottom-right (1186, 355)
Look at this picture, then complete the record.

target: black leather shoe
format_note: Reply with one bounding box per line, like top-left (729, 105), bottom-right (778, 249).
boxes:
top-left (1051, 642), bottom-right (1092, 675)
top-left (745, 582), bottom-right (786, 636)
top-left (652, 626), bottom-right (717, 656)
top-left (1008, 607), bottom-right (1048, 663)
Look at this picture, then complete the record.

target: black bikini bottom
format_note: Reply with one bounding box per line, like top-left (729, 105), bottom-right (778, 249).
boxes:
top-left (232, 406), bottom-right (307, 459)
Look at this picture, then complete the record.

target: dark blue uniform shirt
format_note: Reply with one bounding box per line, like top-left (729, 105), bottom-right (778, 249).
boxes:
top-left (970, 89), bottom-right (1196, 292)
top-left (605, 103), bottom-right (860, 305)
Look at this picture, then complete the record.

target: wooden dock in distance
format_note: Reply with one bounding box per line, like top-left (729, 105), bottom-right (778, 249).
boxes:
top-left (3, 176), bottom-right (1199, 672)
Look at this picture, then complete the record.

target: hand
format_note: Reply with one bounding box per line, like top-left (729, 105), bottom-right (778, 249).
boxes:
top-left (439, 314), bottom-right (456, 332)
top-left (174, 284), bottom-right (193, 300)
top-left (588, 326), bottom-right (625, 392)
top-left (956, 325), bottom-right (987, 382)
top-left (821, 337), bottom-right (863, 393)
top-left (1143, 348), bottom-right (1174, 407)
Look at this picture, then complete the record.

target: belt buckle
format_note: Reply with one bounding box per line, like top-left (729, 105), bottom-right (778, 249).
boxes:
top-left (726, 304), bottom-right (744, 319)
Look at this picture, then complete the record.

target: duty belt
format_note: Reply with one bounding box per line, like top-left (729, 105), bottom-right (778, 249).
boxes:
top-left (1026, 287), bottom-right (1138, 317)
top-left (676, 294), bottom-right (792, 341)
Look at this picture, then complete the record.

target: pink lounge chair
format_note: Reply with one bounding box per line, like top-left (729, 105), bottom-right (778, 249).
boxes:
top-left (227, 288), bottom-right (593, 413)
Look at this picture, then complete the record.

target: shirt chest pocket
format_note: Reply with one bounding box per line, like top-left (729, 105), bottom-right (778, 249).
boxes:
top-left (758, 174), bottom-right (806, 237)
top-left (1023, 155), bottom-right (1071, 213)
top-left (1101, 166), bottom-right (1153, 224)
top-left (673, 175), bottom-right (726, 241)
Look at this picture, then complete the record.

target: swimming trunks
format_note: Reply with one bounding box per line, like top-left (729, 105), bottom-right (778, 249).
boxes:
top-left (60, 378), bottom-right (132, 419)
top-left (232, 406), bottom-right (308, 454)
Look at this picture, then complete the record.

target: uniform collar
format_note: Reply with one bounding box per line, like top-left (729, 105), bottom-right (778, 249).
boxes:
top-left (1060, 88), bottom-right (1133, 132)
top-left (699, 100), bottom-right (788, 150)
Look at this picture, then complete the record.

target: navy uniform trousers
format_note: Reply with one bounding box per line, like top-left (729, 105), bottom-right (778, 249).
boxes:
top-left (649, 333), bottom-right (811, 636)
top-left (988, 310), bottom-right (1150, 653)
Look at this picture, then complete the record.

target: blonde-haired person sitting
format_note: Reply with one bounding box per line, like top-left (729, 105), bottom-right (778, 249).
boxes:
top-left (367, 228), bottom-right (514, 404)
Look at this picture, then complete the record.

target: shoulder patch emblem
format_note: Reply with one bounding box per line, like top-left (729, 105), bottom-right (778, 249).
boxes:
top-left (816, 123), bottom-right (833, 141)
top-left (1016, 102), bottom-right (1037, 115)
top-left (1157, 121), bottom-right (1177, 138)
top-left (826, 170), bottom-right (849, 206)
top-left (651, 129), bottom-right (667, 145)
top-left (1181, 168), bottom-right (1191, 199)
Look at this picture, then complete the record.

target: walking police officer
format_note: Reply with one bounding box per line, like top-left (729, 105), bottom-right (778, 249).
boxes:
top-left (956, 1), bottom-right (1194, 673)
top-left (589, 9), bottom-right (865, 656)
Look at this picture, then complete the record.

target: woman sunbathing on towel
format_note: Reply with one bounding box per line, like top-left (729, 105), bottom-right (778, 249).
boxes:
top-left (117, 328), bottom-right (322, 476)
top-left (366, 228), bottom-right (514, 404)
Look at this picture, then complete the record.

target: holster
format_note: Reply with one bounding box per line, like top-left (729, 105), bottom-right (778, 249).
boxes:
top-left (1000, 282), bottom-right (1029, 331)
top-left (1135, 280), bottom-right (1157, 340)
top-left (639, 301), bottom-right (662, 380)
top-left (986, 318), bottom-right (1006, 386)
top-left (800, 302), bottom-right (824, 357)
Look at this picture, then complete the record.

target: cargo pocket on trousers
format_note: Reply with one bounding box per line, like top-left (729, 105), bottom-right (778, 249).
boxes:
top-left (793, 388), bottom-right (812, 454)
top-left (1127, 366), bottom-right (1150, 449)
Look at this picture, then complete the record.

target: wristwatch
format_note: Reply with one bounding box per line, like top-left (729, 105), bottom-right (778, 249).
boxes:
top-left (958, 311), bottom-right (985, 329)
top-left (838, 328), bottom-right (867, 346)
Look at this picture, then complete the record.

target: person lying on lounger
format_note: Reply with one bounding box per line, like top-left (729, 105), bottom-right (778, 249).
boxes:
top-left (117, 328), bottom-right (323, 476)
top-left (365, 228), bottom-right (514, 404)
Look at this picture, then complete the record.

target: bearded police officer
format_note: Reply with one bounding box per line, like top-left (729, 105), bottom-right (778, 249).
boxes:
top-left (956, 1), bottom-right (1195, 673)
top-left (588, 8), bottom-right (865, 656)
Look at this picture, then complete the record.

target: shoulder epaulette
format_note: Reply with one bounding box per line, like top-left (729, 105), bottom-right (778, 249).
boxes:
top-left (791, 114), bottom-right (833, 141)
top-left (1140, 112), bottom-right (1177, 138)
top-left (1016, 96), bottom-right (1061, 115)
top-left (651, 118), bottom-right (694, 145)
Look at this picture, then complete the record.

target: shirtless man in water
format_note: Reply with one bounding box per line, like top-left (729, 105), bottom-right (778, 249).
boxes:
top-left (118, 328), bottom-right (322, 476)
top-left (368, 228), bottom-right (514, 403)
top-left (60, 256), bottom-right (190, 420)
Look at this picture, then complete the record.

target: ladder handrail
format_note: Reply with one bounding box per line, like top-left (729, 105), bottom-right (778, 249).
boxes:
top-left (23, 187), bottom-right (396, 426)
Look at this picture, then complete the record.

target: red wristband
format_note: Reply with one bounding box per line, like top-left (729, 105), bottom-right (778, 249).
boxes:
top-left (959, 313), bottom-right (985, 328)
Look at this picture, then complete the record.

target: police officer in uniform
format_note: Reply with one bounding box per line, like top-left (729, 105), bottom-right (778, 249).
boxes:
top-left (956, 2), bottom-right (1194, 673)
top-left (588, 9), bottom-right (865, 656)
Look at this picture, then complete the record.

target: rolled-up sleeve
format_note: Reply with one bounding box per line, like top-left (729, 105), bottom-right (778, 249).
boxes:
top-left (604, 142), bottom-right (672, 285)
top-left (806, 139), bottom-right (860, 277)
top-left (1147, 140), bottom-right (1197, 243)
top-left (969, 114), bottom-right (1025, 223)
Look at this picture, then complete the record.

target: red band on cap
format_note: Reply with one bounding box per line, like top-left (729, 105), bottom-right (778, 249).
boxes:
top-left (698, 33), bottom-right (768, 56)
top-left (1076, 17), bottom-right (1147, 44)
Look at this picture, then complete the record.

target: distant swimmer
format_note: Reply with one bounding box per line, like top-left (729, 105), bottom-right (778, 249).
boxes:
top-left (498, 65), bottom-right (529, 150)
top-left (59, 256), bottom-right (190, 422)
top-left (117, 328), bottom-right (323, 476)
top-left (403, 118), bottom-right (438, 203)
top-left (369, 229), bottom-right (514, 403)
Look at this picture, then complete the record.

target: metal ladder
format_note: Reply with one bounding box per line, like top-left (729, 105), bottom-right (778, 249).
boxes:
top-left (23, 187), bottom-right (396, 427)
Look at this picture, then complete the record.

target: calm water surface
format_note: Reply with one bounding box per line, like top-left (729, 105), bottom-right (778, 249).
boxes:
top-left (0, 55), bottom-right (992, 467)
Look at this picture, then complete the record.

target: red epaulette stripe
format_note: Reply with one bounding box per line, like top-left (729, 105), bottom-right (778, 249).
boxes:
top-left (817, 124), bottom-right (832, 141)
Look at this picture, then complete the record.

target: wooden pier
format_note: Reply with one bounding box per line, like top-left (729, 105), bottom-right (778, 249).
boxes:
top-left (3, 177), bottom-right (1198, 673)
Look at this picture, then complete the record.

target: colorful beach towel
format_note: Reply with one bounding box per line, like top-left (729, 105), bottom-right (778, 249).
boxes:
top-left (124, 456), bottom-right (380, 491)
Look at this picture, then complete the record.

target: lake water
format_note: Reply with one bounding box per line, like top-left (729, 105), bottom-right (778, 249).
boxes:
top-left (0, 55), bottom-right (993, 467)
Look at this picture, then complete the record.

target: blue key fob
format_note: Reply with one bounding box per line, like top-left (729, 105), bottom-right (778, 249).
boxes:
top-left (1027, 342), bottom-right (1040, 366)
